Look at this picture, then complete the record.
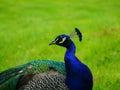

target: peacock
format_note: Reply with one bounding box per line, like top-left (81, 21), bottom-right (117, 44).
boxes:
top-left (0, 28), bottom-right (93, 90)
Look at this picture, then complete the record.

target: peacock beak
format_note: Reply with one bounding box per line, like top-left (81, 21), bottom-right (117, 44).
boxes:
top-left (49, 40), bottom-right (56, 45)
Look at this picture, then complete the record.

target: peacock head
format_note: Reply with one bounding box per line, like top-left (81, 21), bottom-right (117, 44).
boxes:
top-left (49, 28), bottom-right (82, 48)
top-left (49, 34), bottom-right (71, 47)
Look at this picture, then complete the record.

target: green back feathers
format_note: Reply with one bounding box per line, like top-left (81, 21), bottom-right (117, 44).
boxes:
top-left (0, 60), bottom-right (65, 90)
top-left (28, 60), bottom-right (65, 74)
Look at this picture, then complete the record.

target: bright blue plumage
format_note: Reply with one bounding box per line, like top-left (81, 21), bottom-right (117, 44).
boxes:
top-left (0, 28), bottom-right (93, 90)
top-left (50, 28), bottom-right (93, 90)
top-left (64, 39), bottom-right (93, 90)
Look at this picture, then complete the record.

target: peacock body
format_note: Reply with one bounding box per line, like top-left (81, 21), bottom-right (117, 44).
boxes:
top-left (0, 60), bottom-right (66, 90)
top-left (0, 28), bottom-right (93, 90)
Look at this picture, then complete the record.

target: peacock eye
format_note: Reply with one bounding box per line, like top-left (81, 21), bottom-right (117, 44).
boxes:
top-left (59, 37), bottom-right (66, 44)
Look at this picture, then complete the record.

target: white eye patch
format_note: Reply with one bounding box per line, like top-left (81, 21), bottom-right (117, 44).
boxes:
top-left (59, 37), bottom-right (66, 44)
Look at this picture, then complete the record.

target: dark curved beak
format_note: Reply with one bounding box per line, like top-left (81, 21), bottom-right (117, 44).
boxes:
top-left (49, 40), bottom-right (56, 45)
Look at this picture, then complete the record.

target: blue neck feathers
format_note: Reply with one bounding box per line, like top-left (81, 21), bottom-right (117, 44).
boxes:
top-left (65, 40), bottom-right (81, 75)
top-left (65, 40), bottom-right (93, 90)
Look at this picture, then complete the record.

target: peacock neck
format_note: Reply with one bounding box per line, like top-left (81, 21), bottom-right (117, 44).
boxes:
top-left (65, 41), bottom-right (83, 90)
top-left (66, 41), bottom-right (76, 55)
top-left (65, 41), bottom-right (81, 75)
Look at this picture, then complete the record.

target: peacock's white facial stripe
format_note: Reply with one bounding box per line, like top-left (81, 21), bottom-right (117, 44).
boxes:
top-left (53, 38), bottom-right (59, 43)
top-left (51, 38), bottom-right (59, 44)
top-left (59, 37), bottom-right (66, 44)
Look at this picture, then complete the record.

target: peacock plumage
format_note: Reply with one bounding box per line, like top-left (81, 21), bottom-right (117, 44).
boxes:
top-left (0, 60), bottom-right (67, 90)
top-left (0, 28), bottom-right (93, 90)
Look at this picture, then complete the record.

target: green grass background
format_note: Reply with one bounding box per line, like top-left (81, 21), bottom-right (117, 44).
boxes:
top-left (0, 0), bottom-right (120, 89)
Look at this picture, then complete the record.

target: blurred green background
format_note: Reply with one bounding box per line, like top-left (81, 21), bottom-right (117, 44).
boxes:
top-left (0, 0), bottom-right (120, 89)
